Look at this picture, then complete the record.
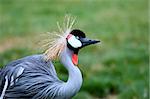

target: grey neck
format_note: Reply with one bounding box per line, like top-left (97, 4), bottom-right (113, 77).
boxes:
top-left (59, 47), bottom-right (83, 98)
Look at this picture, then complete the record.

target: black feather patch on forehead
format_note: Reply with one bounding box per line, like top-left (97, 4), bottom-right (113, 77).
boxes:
top-left (70, 29), bottom-right (86, 38)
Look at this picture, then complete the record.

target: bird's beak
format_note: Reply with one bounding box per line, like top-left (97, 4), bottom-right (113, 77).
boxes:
top-left (80, 38), bottom-right (100, 48)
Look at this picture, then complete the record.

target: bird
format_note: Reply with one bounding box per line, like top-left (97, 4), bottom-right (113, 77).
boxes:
top-left (0, 16), bottom-right (100, 99)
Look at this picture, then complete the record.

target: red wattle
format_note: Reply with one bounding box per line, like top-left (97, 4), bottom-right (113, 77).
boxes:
top-left (66, 34), bottom-right (72, 39)
top-left (72, 54), bottom-right (78, 65)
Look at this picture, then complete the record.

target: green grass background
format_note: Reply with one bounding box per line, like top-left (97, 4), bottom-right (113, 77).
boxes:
top-left (0, 0), bottom-right (149, 99)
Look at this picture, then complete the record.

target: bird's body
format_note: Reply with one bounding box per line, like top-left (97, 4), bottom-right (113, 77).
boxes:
top-left (0, 54), bottom-right (61, 99)
top-left (0, 47), bottom-right (83, 99)
top-left (0, 16), bottom-right (100, 99)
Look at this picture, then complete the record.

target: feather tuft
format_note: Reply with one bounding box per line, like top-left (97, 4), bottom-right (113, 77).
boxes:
top-left (41, 15), bottom-right (76, 61)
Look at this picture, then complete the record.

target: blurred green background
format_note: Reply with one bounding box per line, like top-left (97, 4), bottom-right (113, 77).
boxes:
top-left (0, 0), bottom-right (149, 99)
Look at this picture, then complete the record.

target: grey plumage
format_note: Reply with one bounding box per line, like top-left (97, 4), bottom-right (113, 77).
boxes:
top-left (0, 46), bottom-right (84, 99)
top-left (0, 27), bottom-right (100, 99)
top-left (0, 55), bottom-right (65, 99)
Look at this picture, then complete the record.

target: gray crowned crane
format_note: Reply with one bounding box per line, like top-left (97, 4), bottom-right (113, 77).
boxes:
top-left (0, 16), bottom-right (100, 99)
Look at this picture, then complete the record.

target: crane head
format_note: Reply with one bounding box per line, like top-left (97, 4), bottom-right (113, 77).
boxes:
top-left (66, 29), bottom-right (100, 65)
top-left (44, 15), bottom-right (100, 63)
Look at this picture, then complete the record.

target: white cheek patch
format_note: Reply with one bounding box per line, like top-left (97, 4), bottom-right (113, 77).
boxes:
top-left (68, 35), bottom-right (82, 48)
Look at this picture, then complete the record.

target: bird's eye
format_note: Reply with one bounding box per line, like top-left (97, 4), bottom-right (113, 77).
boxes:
top-left (76, 36), bottom-right (79, 39)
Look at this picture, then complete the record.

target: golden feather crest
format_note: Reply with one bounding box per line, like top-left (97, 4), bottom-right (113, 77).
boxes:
top-left (41, 15), bottom-right (76, 60)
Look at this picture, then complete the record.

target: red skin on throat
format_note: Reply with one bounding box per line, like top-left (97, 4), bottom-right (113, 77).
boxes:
top-left (67, 34), bottom-right (78, 65)
top-left (72, 54), bottom-right (78, 66)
